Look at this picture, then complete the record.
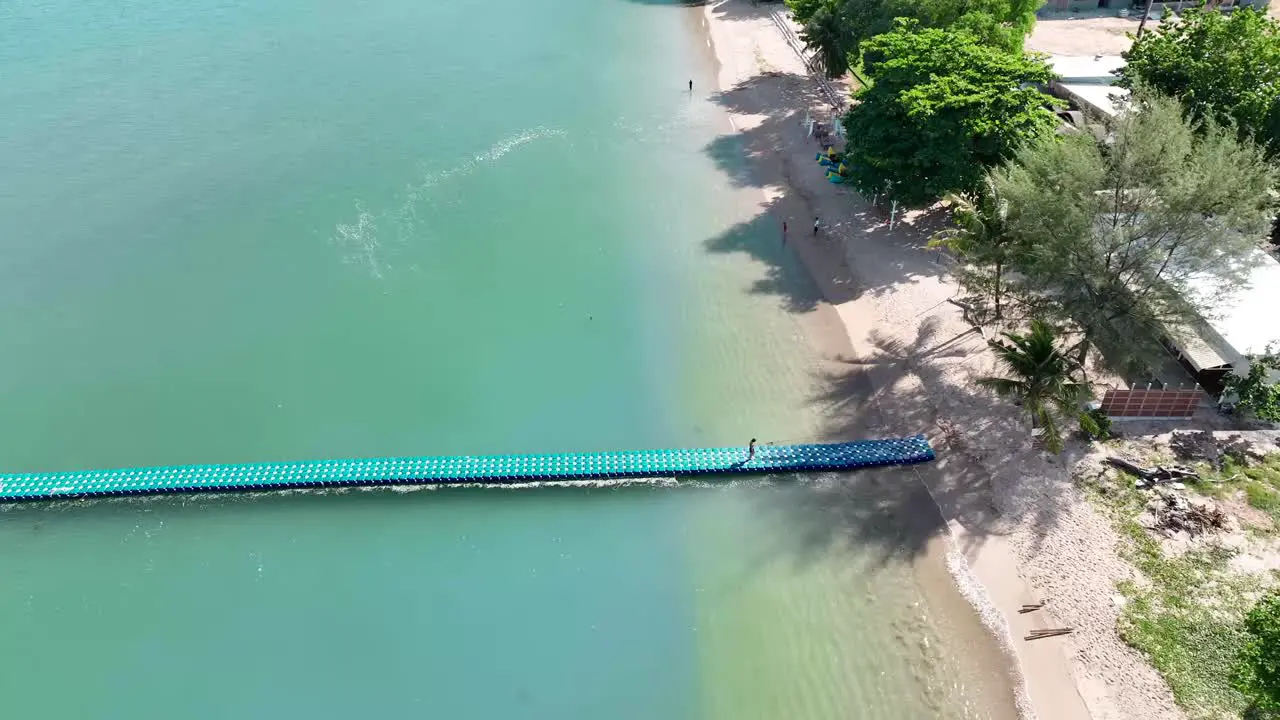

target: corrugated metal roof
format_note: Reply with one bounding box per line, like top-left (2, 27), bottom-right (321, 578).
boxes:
top-left (1187, 248), bottom-right (1280, 359)
top-left (1168, 327), bottom-right (1232, 372)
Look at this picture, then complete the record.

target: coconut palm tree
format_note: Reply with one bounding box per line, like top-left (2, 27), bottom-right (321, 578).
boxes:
top-left (800, 5), bottom-right (850, 78)
top-left (930, 177), bottom-right (1021, 322)
top-left (980, 319), bottom-right (1095, 453)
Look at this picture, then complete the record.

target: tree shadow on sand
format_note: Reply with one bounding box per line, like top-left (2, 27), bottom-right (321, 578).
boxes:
top-left (702, 197), bottom-right (831, 313)
top-left (812, 318), bottom-right (1015, 558)
top-left (643, 19), bottom-right (1080, 575)
top-left (724, 320), bottom-right (966, 570)
top-left (699, 71), bottom-right (957, 318)
top-left (739, 308), bottom-right (1080, 579)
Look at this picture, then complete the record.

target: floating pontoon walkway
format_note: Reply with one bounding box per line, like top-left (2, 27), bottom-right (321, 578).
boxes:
top-left (0, 436), bottom-right (934, 502)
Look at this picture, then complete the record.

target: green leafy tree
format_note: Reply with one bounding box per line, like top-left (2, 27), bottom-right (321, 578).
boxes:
top-left (993, 92), bottom-right (1277, 369)
top-left (1119, 6), bottom-right (1280, 151)
top-left (882, 0), bottom-right (1040, 52)
top-left (980, 319), bottom-right (1093, 453)
top-left (786, 0), bottom-right (832, 20)
top-left (840, 0), bottom-right (893, 60)
top-left (1235, 591), bottom-right (1280, 715)
top-left (1224, 349), bottom-right (1280, 423)
top-left (787, 0), bottom-right (1041, 79)
top-left (930, 177), bottom-right (1020, 321)
top-left (841, 20), bottom-right (1057, 206)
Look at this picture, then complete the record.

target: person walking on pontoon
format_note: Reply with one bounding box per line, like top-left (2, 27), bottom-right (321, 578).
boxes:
top-left (747, 438), bottom-right (757, 463)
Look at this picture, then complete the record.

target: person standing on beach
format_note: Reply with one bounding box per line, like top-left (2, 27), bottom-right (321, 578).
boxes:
top-left (813, 216), bottom-right (821, 236)
top-left (747, 438), bottom-right (757, 463)
top-left (688, 79), bottom-right (693, 92)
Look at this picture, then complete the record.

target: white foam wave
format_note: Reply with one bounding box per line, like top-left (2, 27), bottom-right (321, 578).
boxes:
top-left (375, 476), bottom-right (682, 493)
top-left (332, 201), bottom-right (387, 279)
top-left (476, 126), bottom-right (566, 164)
top-left (393, 126), bottom-right (565, 238)
top-left (330, 127), bottom-right (566, 279)
top-left (912, 466), bottom-right (1038, 720)
top-left (0, 474), bottom-right (803, 513)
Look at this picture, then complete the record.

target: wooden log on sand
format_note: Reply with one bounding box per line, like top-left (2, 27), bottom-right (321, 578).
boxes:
top-left (1025, 628), bottom-right (1073, 641)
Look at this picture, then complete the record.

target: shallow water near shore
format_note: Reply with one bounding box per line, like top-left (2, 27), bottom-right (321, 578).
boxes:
top-left (0, 0), bottom-right (1014, 717)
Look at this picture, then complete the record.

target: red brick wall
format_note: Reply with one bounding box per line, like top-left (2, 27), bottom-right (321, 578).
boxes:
top-left (1100, 389), bottom-right (1205, 418)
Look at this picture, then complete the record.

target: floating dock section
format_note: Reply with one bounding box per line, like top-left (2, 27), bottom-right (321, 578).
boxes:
top-left (0, 436), bottom-right (934, 502)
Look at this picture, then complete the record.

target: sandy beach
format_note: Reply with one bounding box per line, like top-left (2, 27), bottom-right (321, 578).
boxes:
top-left (696, 2), bottom-right (1187, 718)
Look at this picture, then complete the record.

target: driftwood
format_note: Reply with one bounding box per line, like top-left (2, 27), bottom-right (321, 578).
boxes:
top-left (1025, 628), bottom-right (1073, 641)
top-left (1018, 603), bottom-right (1044, 614)
top-left (1148, 491), bottom-right (1227, 537)
top-left (1106, 456), bottom-right (1200, 488)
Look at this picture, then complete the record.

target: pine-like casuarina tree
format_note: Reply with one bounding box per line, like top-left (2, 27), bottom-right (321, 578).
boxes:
top-left (993, 92), bottom-right (1277, 370)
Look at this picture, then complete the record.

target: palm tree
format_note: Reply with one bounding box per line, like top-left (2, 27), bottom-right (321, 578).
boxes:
top-left (930, 178), bottom-right (1020, 322)
top-left (979, 319), bottom-right (1095, 453)
top-left (800, 6), bottom-right (850, 78)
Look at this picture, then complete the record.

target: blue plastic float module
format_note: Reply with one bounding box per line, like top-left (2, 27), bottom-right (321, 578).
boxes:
top-left (0, 436), bottom-right (934, 502)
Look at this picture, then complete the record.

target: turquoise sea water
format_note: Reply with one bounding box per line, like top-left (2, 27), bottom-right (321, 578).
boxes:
top-left (0, 0), bottom-right (1015, 717)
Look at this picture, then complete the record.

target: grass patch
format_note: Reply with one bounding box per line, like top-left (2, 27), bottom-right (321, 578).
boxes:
top-left (1083, 474), bottom-right (1258, 718)
top-left (1200, 454), bottom-right (1280, 531)
top-left (1245, 483), bottom-right (1280, 513)
top-left (1114, 544), bottom-right (1253, 719)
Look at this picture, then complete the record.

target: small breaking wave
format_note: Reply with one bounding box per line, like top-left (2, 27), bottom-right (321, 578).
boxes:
top-left (393, 126), bottom-right (565, 238)
top-left (913, 464), bottom-right (1037, 720)
top-left (332, 201), bottom-right (386, 279)
top-left (0, 473), bottom-right (810, 514)
top-left (477, 126), bottom-right (566, 164)
top-left (330, 127), bottom-right (566, 279)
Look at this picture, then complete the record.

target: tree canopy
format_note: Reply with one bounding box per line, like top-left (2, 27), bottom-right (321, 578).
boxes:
top-left (1120, 6), bottom-right (1280, 152)
top-left (991, 93), bottom-right (1277, 368)
top-left (786, 0), bottom-right (1040, 77)
top-left (840, 20), bottom-right (1057, 206)
top-left (884, 0), bottom-right (1038, 51)
top-left (1224, 349), bottom-right (1280, 423)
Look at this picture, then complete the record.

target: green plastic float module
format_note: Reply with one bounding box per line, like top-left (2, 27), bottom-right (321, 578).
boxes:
top-left (0, 436), bottom-right (935, 502)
